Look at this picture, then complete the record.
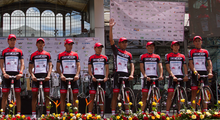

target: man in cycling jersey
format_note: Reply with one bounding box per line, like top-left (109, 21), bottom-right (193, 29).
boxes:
top-left (29, 38), bottom-right (52, 119)
top-left (88, 42), bottom-right (109, 117)
top-left (165, 41), bottom-right (188, 116)
top-left (139, 41), bottom-right (163, 113)
top-left (0, 34), bottom-right (24, 115)
top-left (109, 18), bottom-right (134, 115)
top-left (56, 39), bottom-right (80, 115)
top-left (189, 36), bottom-right (213, 111)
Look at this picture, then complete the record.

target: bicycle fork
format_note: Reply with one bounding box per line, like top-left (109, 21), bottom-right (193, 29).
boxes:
top-left (38, 81), bottom-right (45, 106)
top-left (96, 83), bottom-right (104, 106)
top-left (67, 81), bottom-right (71, 103)
top-left (9, 79), bottom-right (16, 105)
top-left (200, 80), bottom-right (209, 104)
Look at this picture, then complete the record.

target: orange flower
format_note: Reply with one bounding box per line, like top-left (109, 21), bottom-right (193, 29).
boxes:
top-left (11, 100), bottom-right (16, 106)
top-left (153, 95), bottom-right (161, 103)
top-left (85, 98), bottom-right (92, 106)
top-left (53, 100), bottom-right (60, 108)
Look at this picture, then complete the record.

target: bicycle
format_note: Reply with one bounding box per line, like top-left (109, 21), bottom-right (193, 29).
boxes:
top-left (7, 75), bottom-right (17, 112)
top-left (195, 75), bottom-right (214, 110)
top-left (168, 78), bottom-right (188, 114)
top-left (143, 77), bottom-right (161, 112)
top-left (116, 75), bottom-right (136, 114)
top-left (92, 79), bottom-right (106, 118)
top-left (36, 78), bottom-right (45, 118)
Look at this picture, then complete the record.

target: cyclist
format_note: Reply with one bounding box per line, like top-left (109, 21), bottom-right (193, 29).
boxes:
top-left (189, 36), bottom-right (213, 111)
top-left (165, 41), bottom-right (188, 116)
top-left (29, 38), bottom-right (52, 119)
top-left (56, 39), bottom-right (80, 115)
top-left (0, 34), bottom-right (24, 115)
top-left (88, 42), bottom-right (109, 117)
top-left (109, 18), bottom-right (134, 115)
top-left (139, 41), bottom-right (163, 113)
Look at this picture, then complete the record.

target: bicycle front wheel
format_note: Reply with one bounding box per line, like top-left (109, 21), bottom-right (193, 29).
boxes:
top-left (96, 87), bottom-right (105, 118)
top-left (124, 87), bottom-right (137, 113)
top-left (37, 89), bottom-right (44, 118)
top-left (196, 86), bottom-right (214, 110)
top-left (159, 89), bottom-right (168, 112)
top-left (147, 87), bottom-right (161, 112)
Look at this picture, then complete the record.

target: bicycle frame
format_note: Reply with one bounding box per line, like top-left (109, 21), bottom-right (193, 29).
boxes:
top-left (37, 78), bottom-right (45, 106)
top-left (8, 76), bottom-right (16, 105)
top-left (146, 78), bottom-right (158, 102)
top-left (198, 75), bottom-right (209, 104)
top-left (171, 78), bottom-right (184, 104)
top-left (66, 78), bottom-right (73, 103)
top-left (95, 79), bottom-right (104, 106)
top-left (118, 76), bottom-right (129, 105)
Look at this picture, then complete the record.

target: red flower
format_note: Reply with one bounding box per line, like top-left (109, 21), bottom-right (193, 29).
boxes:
top-left (157, 112), bottom-right (161, 114)
top-left (172, 115), bottom-right (175, 120)
top-left (74, 111), bottom-right (78, 114)
top-left (144, 117), bottom-right (149, 120)
top-left (166, 114), bottom-right (169, 117)
top-left (12, 118), bottom-right (16, 120)
top-left (122, 116), bottom-right (127, 120)
top-left (178, 114), bottom-right (181, 117)
top-left (27, 116), bottom-right (31, 120)
top-left (162, 116), bottom-right (166, 120)
top-left (68, 116), bottom-right (71, 119)
top-left (133, 116), bottom-right (139, 120)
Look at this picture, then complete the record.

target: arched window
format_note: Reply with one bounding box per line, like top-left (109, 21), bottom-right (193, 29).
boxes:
top-left (11, 10), bottom-right (25, 37)
top-left (56, 13), bottom-right (63, 37)
top-left (26, 7), bottom-right (40, 37)
top-left (71, 11), bottom-right (81, 36)
top-left (65, 13), bottom-right (71, 36)
top-left (41, 10), bottom-right (55, 37)
top-left (3, 13), bottom-right (10, 36)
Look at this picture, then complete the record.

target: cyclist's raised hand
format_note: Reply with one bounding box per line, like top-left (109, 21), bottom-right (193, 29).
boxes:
top-left (45, 76), bottom-right (50, 81)
top-left (183, 76), bottom-right (188, 82)
top-left (3, 73), bottom-right (9, 79)
top-left (31, 75), bottom-right (37, 82)
top-left (159, 76), bottom-right (164, 81)
top-left (109, 18), bottom-right (116, 27)
top-left (60, 75), bottom-right (66, 82)
top-left (128, 75), bottom-right (134, 80)
top-left (92, 76), bottom-right (96, 82)
top-left (74, 75), bottom-right (79, 81)
top-left (16, 73), bottom-right (22, 80)
top-left (173, 76), bottom-right (177, 82)
top-left (208, 73), bottom-right (213, 79)
top-left (104, 77), bottom-right (108, 82)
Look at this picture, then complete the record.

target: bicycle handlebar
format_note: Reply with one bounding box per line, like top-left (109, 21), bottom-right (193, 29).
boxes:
top-left (118, 76), bottom-right (129, 79)
top-left (36, 78), bottom-right (45, 81)
top-left (66, 78), bottom-right (74, 81)
top-left (200, 75), bottom-right (208, 78)
top-left (9, 76), bottom-right (16, 79)
top-left (96, 79), bottom-right (104, 82)
top-left (140, 77), bottom-right (158, 80)
top-left (177, 78), bottom-right (183, 81)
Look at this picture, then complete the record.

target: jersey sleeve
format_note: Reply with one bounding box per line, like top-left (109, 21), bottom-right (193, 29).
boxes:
top-left (105, 56), bottom-right (109, 65)
top-left (48, 53), bottom-right (52, 62)
top-left (129, 53), bottom-right (133, 63)
top-left (182, 54), bottom-right (186, 64)
top-left (19, 50), bottom-right (24, 59)
top-left (29, 53), bottom-right (34, 64)
top-left (76, 53), bottom-right (80, 62)
top-left (88, 56), bottom-right (92, 65)
top-left (139, 54), bottom-right (143, 63)
top-left (188, 50), bottom-right (193, 60)
top-left (205, 50), bottom-right (211, 60)
top-left (57, 54), bottom-right (61, 63)
top-left (165, 54), bottom-right (169, 64)
top-left (0, 50), bottom-right (4, 59)
top-left (158, 55), bottom-right (162, 63)
top-left (111, 44), bottom-right (118, 56)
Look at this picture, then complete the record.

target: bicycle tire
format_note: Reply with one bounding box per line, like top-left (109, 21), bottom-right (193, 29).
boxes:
top-left (196, 86), bottom-right (214, 110)
top-left (159, 89), bottom-right (168, 112)
top-left (180, 87), bottom-right (188, 109)
top-left (96, 87), bottom-right (105, 118)
top-left (147, 87), bottom-right (161, 112)
top-left (37, 89), bottom-right (44, 118)
top-left (67, 88), bottom-right (73, 104)
top-left (125, 87), bottom-right (137, 113)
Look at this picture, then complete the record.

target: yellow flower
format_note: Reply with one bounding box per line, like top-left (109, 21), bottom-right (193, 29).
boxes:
top-left (156, 114), bottom-right (160, 119)
top-left (214, 112), bottom-right (218, 115)
top-left (116, 116), bottom-right (120, 119)
top-left (200, 114), bottom-right (204, 119)
top-left (75, 100), bottom-right (79, 104)
top-left (151, 116), bottom-right (155, 119)
top-left (76, 113), bottom-right (81, 118)
top-left (161, 113), bottom-right (165, 116)
top-left (129, 102), bottom-right (132, 106)
top-left (191, 115), bottom-right (196, 119)
top-left (128, 117), bottom-right (132, 120)
top-left (180, 99), bottom-right (185, 103)
top-left (9, 104), bottom-right (13, 108)
top-left (218, 100), bottom-right (220, 104)
top-left (192, 100), bottom-right (196, 104)
top-left (49, 101), bottom-right (52, 105)
top-left (197, 111), bottom-right (202, 115)
top-left (16, 114), bottom-right (20, 117)
top-left (8, 115), bottom-right (11, 118)
top-left (118, 103), bottom-right (122, 107)
top-left (0, 109), bottom-right (3, 112)
top-left (97, 115), bottom-right (101, 119)
top-left (166, 117), bottom-right (170, 120)
top-left (138, 101), bottom-right (143, 106)
top-left (70, 113), bottom-right (74, 117)
top-left (152, 102), bottom-right (157, 106)
top-left (21, 115), bottom-right (25, 119)
top-left (67, 103), bottom-right (71, 107)
top-left (206, 112), bottom-right (211, 117)
top-left (88, 113), bottom-right (92, 117)
top-left (55, 114), bottom-right (59, 118)
top-left (53, 113), bottom-right (55, 116)
top-left (41, 114), bottom-right (45, 118)
top-left (63, 117), bottom-right (66, 120)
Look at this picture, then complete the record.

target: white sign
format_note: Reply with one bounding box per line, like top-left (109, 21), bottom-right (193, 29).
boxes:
top-left (110, 0), bottom-right (185, 41)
